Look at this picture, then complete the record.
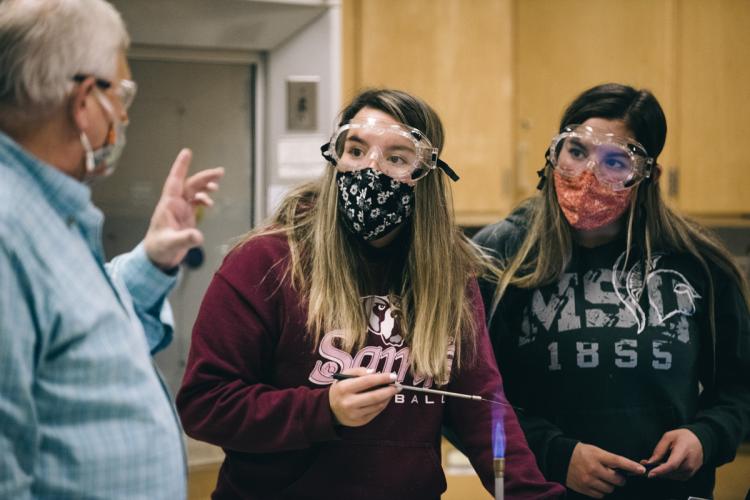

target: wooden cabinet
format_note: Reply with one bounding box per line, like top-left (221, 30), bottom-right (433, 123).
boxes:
top-left (342, 0), bottom-right (750, 223)
top-left (676, 0), bottom-right (750, 215)
top-left (514, 0), bottom-right (677, 203)
top-left (343, 0), bottom-right (515, 225)
top-left (516, 0), bottom-right (750, 217)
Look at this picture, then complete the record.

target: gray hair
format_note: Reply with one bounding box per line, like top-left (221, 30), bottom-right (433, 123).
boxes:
top-left (0, 0), bottom-right (129, 122)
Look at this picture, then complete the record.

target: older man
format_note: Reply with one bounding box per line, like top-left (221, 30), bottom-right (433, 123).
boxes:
top-left (0, 0), bottom-right (224, 498)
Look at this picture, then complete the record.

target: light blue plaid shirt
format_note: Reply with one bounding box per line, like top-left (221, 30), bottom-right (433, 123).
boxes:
top-left (0, 131), bottom-right (186, 499)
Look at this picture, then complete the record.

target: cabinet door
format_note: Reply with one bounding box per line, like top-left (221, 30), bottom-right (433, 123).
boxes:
top-left (676, 0), bottom-right (750, 215)
top-left (342, 0), bottom-right (515, 225)
top-left (515, 0), bottom-right (677, 203)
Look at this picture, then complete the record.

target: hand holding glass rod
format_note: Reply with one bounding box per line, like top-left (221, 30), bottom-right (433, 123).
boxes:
top-left (331, 373), bottom-right (514, 408)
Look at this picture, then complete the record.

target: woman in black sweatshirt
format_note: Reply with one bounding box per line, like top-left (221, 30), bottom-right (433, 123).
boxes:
top-left (474, 83), bottom-right (750, 499)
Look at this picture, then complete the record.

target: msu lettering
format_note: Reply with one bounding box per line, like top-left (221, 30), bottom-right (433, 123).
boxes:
top-left (519, 252), bottom-right (701, 372)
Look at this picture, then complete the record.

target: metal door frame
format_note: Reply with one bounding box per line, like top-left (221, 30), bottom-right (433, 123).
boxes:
top-left (128, 45), bottom-right (265, 225)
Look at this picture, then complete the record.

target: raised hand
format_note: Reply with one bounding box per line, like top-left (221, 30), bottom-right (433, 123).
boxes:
top-left (143, 148), bottom-right (224, 270)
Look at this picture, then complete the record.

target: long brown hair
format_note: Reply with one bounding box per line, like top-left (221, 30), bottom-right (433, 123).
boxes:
top-left (240, 89), bottom-right (494, 382)
top-left (493, 83), bottom-right (750, 382)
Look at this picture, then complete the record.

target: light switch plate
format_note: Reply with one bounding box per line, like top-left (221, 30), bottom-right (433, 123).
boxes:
top-left (286, 77), bottom-right (319, 131)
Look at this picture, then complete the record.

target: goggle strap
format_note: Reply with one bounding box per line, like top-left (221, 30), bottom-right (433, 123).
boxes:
top-left (437, 159), bottom-right (459, 182)
top-left (320, 143), bottom-right (336, 165)
top-left (535, 150), bottom-right (553, 190)
top-left (536, 166), bottom-right (548, 190)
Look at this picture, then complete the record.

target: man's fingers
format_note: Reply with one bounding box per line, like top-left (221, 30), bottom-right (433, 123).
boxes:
top-left (162, 148), bottom-right (193, 196)
top-left (167, 228), bottom-right (203, 250)
top-left (187, 167), bottom-right (225, 185)
top-left (191, 192), bottom-right (214, 207)
top-left (184, 167), bottom-right (225, 198)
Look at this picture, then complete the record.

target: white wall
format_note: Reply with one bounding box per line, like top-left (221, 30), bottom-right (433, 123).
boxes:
top-left (262, 4), bottom-right (341, 219)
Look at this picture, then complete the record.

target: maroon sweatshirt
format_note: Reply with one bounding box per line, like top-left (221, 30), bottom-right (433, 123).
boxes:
top-left (177, 232), bottom-right (564, 499)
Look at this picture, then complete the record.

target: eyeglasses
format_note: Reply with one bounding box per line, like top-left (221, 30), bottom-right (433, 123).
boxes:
top-left (72, 74), bottom-right (138, 111)
top-left (548, 124), bottom-right (654, 191)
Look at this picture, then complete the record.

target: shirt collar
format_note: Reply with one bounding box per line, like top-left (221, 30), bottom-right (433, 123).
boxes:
top-left (0, 129), bottom-right (100, 228)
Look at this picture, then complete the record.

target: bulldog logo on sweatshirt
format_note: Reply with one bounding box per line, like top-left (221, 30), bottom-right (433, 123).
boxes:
top-left (364, 295), bottom-right (404, 347)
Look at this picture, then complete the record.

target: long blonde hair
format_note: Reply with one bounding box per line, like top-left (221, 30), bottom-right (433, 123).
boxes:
top-left (240, 89), bottom-right (494, 382)
top-left (493, 84), bottom-right (750, 383)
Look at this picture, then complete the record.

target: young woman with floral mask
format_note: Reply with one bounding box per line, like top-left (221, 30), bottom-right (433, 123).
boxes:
top-left (474, 83), bottom-right (750, 499)
top-left (177, 88), bottom-right (564, 499)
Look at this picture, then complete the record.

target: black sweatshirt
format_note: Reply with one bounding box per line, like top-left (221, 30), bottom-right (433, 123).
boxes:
top-left (473, 208), bottom-right (750, 499)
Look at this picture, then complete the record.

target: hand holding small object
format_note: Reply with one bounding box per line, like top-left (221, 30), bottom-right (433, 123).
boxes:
top-left (567, 443), bottom-right (645, 499)
top-left (644, 429), bottom-right (703, 481)
top-left (328, 368), bottom-right (399, 427)
top-left (615, 460), bottom-right (663, 476)
top-left (332, 373), bottom-right (514, 407)
top-left (144, 148), bottom-right (225, 270)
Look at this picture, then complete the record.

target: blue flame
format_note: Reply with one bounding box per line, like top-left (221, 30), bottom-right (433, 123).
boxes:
top-left (493, 420), bottom-right (505, 458)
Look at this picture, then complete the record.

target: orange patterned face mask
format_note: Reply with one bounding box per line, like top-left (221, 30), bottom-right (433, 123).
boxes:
top-left (553, 169), bottom-right (633, 231)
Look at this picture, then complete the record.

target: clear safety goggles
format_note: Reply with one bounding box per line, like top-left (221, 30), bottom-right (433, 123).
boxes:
top-left (548, 124), bottom-right (654, 191)
top-left (321, 118), bottom-right (459, 183)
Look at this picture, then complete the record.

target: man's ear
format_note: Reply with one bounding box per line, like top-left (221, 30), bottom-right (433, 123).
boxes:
top-left (69, 77), bottom-right (96, 131)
